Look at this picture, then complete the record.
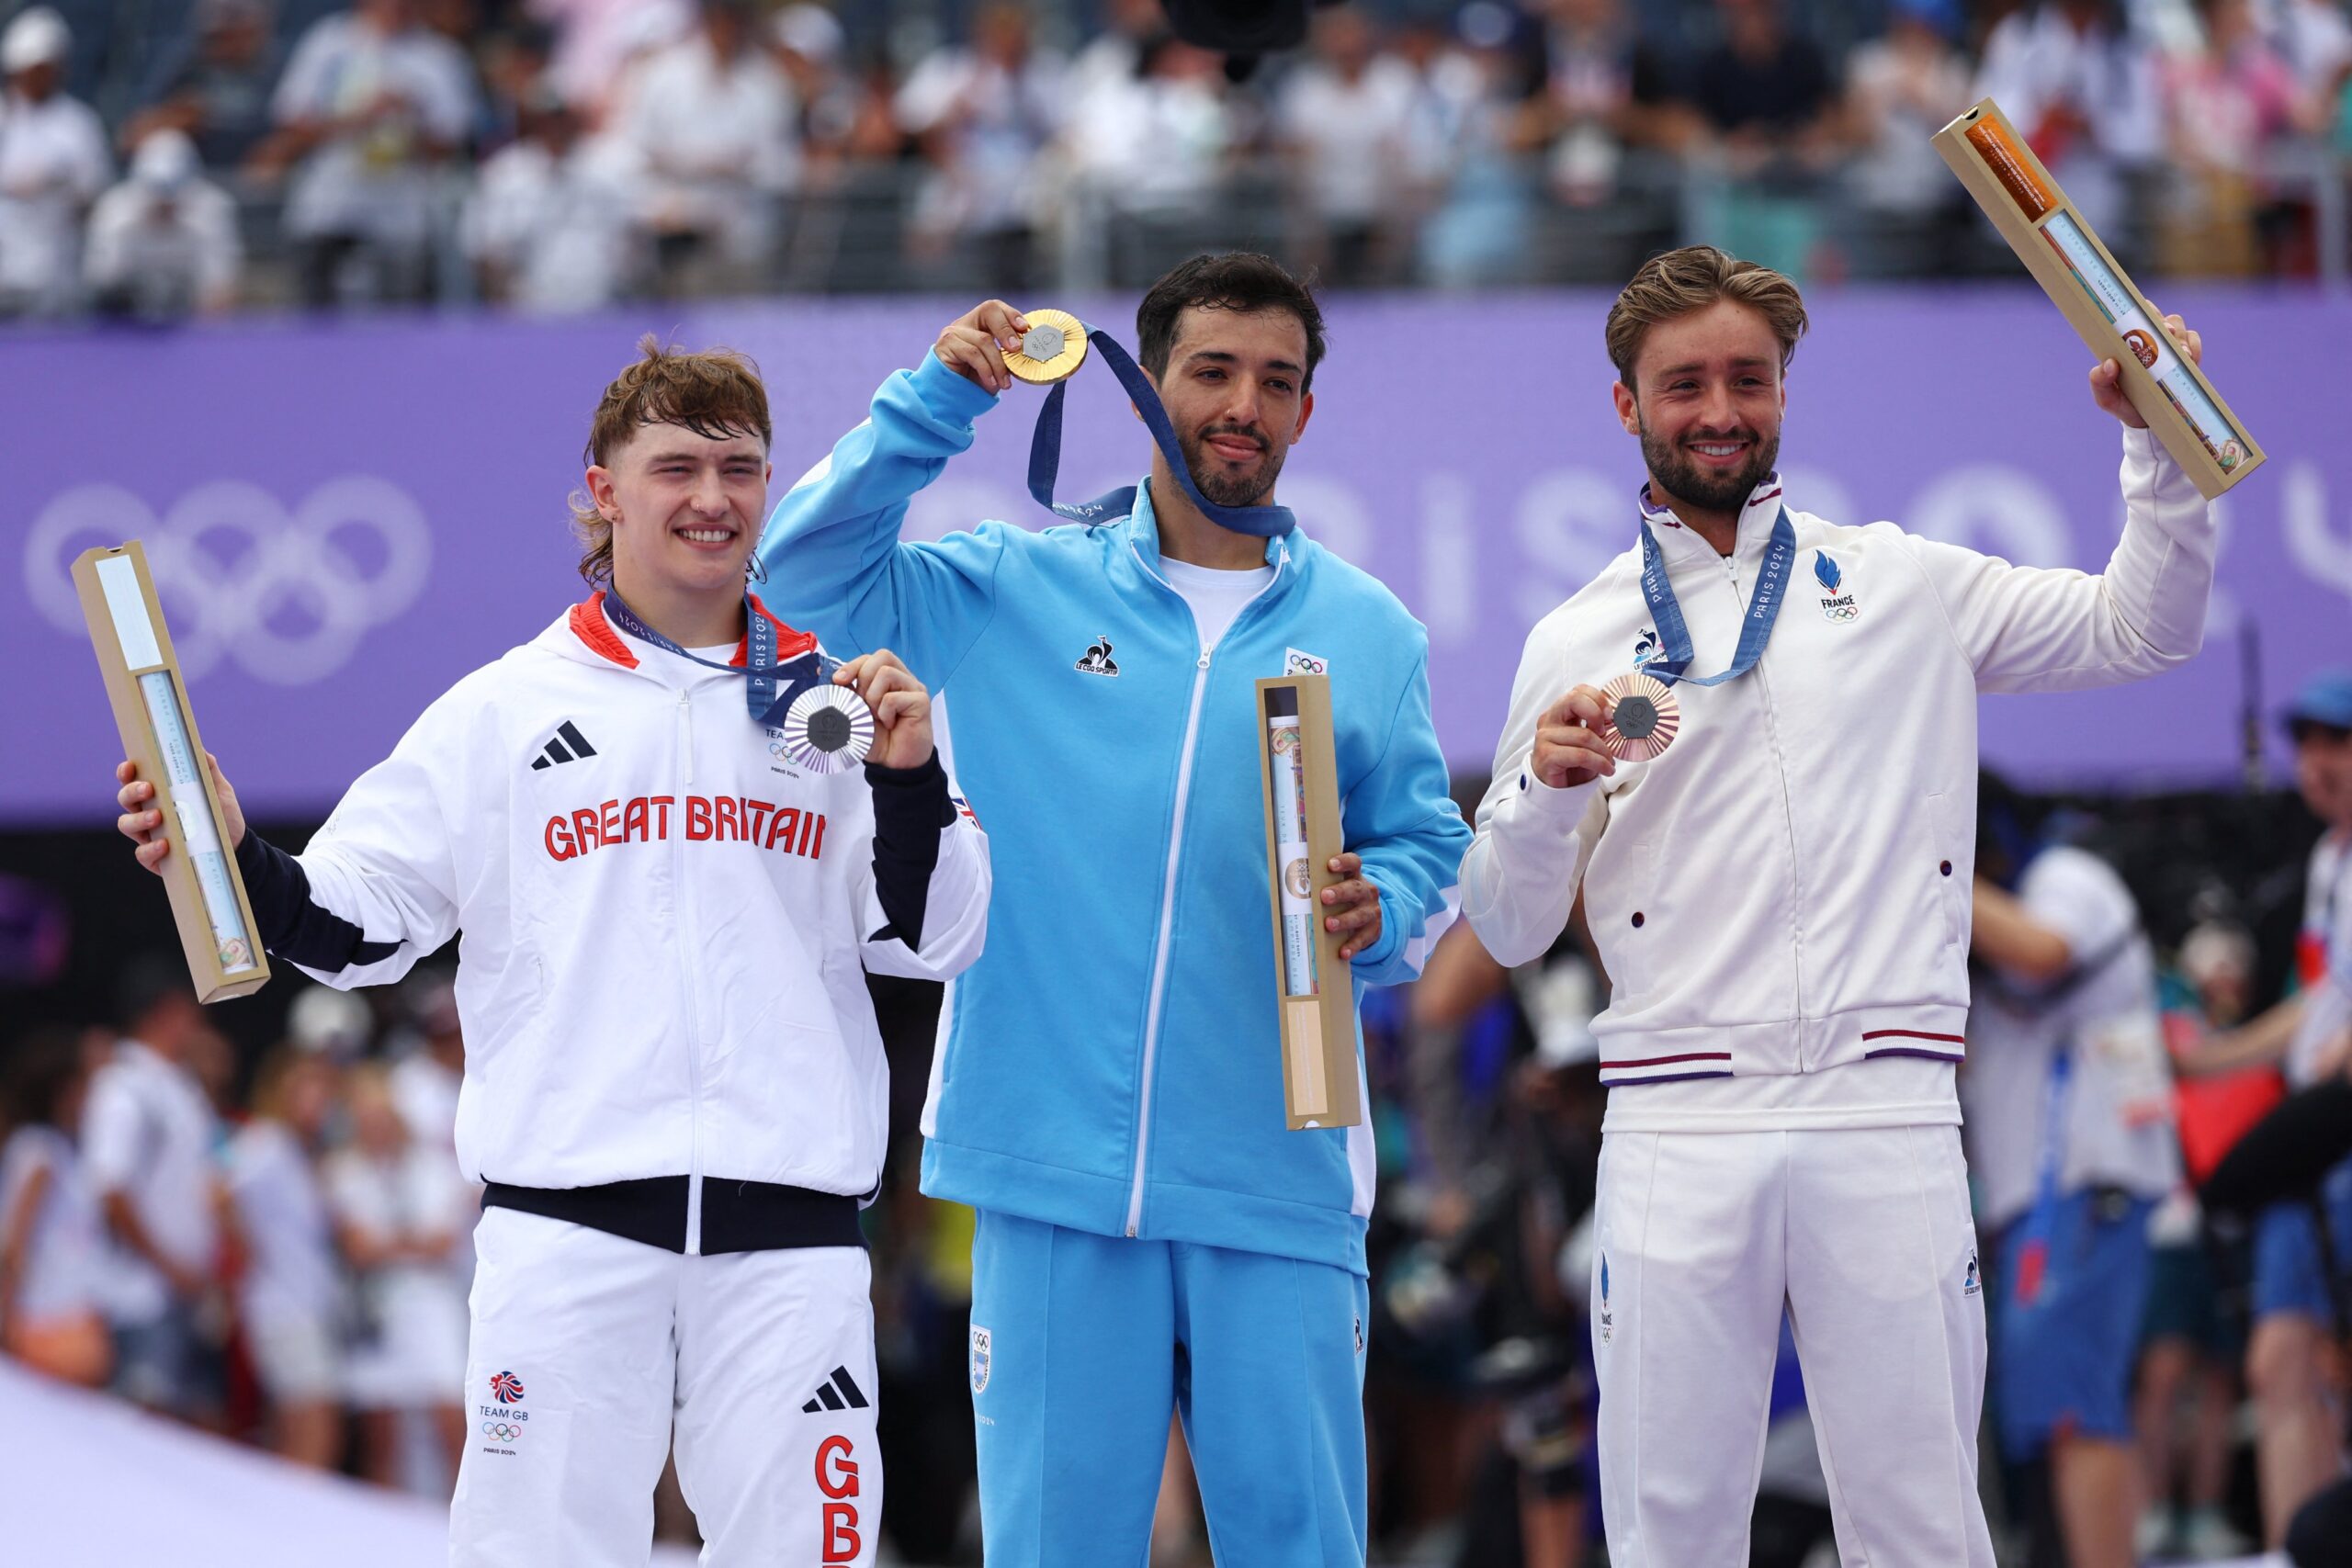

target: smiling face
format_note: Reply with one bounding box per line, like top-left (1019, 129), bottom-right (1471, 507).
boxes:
top-left (1613, 299), bottom-right (1787, 518)
top-left (588, 422), bottom-right (772, 612)
top-left (1152, 304), bottom-right (1317, 513)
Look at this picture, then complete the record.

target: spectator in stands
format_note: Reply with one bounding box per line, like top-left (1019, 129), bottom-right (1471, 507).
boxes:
top-left (769, 5), bottom-right (855, 160)
top-left (257, 0), bottom-right (477, 306)
top-left (1680, 0), bottom-right (1844, 278)
top-left (82, 968), bottom-right (227, 1424)
top-left (1411, 3), bottom-right (1545, 287)
top-left (617, 0), bottom-right (796, 294)
top-left (1973, 0), bottom-right (2163, 242)
top-left (2159, 0), bottom-right (2309, 276)
top-left (1842, 0), bottom-right (1974, 275)
top-left (535, 0), bottom-right (691, 121)
top-left (2263, 0), bottom-right (2352, 106)
top-left (225, 1044), bottom-right (346, 1471)
top-left (2177, 667), bottom-right (2352, 1549)
top-left (325, 1064), bottom-right (471, 1492)
top-left (85, 128), bottom-right (243, 318)
top-left (1069, 0), bottom-right (1164, 102)
top-left (0, 1028), bottom-right (111, 1390)
top-left (1968, 782), bottom-right (2179, 1568)
top-left (123, 0), bottom-right (282, 173)
top-left (1530, 0), bottom-right (1684, 207)
top-left (465, 80), bottom-right (644, 310)
top-left (1277, 7), bottom-right (1418, 287)
top-left (2134, 920), bottom-right (2264, 1562)
top-left (1065, 31), bottom-right (1231, 228)
top-left (0, 7), bottom-right (110, 317)
top-left (895, 1), bottom-right (1066, 292)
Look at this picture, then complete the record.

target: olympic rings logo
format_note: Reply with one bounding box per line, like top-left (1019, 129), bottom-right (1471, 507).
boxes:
top-left (25, 477), bottom-right (432, 685)
top-left (482, 1422), bottom-right (523, 1442)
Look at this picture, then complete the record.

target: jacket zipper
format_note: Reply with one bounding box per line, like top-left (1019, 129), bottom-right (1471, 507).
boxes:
top-left (673, 687), bottom-right (707, 1253)
top-left (1121, 538), bottom-right (1287, 1237)
top-left (1724, 552), bottom-right (1810, 1069)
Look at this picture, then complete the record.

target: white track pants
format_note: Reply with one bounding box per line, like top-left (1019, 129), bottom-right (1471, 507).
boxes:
top-left (449, 1207), bottom-right (879, 1568)
top-left (1591, 1124), bottom-right (1997, 1568)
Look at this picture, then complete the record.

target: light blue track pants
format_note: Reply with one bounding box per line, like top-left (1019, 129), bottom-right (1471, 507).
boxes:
top-left (967, 1210), bottom-right (1371, 1568)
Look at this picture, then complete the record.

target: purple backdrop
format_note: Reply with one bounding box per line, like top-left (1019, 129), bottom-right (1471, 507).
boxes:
top-left (8, 289), bottom-right (2348, 825)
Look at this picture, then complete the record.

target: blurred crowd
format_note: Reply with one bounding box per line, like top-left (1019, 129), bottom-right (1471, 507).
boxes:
top-left (5, 671), bottom-right (2350, 1568)
top-left (0, 0), bottom-right (2348, 321)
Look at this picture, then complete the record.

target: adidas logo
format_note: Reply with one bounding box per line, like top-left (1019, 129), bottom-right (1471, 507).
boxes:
top-left (801, 1365), bottom-right (870, 1415)
top-left (529, 721), bottom-right (598, 771)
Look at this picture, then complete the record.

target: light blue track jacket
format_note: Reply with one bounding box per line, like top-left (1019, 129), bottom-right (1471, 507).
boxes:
top-left (760, 354), bottom-right (1468, 1274)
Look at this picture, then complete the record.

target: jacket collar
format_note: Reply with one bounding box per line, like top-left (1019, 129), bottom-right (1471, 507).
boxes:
top-left (1121, 476), bottom-right (1296, 574)
top-left (553, 590), bottom-right (817, 674)
top-left (1637, 471), bottom-right (1787, 567)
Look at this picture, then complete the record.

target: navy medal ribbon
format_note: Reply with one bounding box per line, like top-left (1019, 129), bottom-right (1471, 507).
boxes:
top-left (1025, 324), bottom-right (1296, 540)
top-left (601, 587), bottom-right (838, 727)
top-left (1634, 506), bottom-right (1798, 689)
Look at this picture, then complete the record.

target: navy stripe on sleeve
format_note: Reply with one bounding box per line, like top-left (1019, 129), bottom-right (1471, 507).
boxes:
top-left (234, 830), bottom-right (402, 974)
top-left (862, 752), bottom-right (956, 952)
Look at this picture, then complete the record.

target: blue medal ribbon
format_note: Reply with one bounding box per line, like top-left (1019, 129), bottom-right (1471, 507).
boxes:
top-left (1025, 324), bottom-right (1296, 539)
top-left (600, 587), bottom-right (837, 727)
top-left (1634, 506), bottom-right (1798, 688)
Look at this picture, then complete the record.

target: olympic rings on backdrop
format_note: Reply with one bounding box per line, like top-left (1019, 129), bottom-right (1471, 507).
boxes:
top-left (25, 477), bottom-right (432, 685)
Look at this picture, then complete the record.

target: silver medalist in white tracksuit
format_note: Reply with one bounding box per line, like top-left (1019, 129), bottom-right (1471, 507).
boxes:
top-left (241, 593), bottom-right (989, 1567)
top-left (1464, 428), bottom-right (2211, 1565)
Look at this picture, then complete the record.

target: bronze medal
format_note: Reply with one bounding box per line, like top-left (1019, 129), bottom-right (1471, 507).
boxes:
top-left (1595, 671), bottom-right (1680, 761)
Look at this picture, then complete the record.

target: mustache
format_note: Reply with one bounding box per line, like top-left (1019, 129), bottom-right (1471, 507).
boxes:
top-left (1195, 423), bottom-right (1268, 452)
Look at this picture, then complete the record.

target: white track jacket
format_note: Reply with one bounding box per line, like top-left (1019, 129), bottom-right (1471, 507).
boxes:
top-left (1464, 428), bottom-right (2211, 1102)
top-left (243, 594), bottom-right (989, 1195)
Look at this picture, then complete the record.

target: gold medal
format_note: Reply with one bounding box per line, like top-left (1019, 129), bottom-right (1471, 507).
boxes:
top-left (1594, 671), bottom-right (1680, 761)
top-left (1003, 309), bottom-right (1089, 384)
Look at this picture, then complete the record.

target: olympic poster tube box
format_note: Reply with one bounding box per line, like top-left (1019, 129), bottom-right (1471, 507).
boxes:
top-left (1254, 674), bottom-right (1363, 1131)
top-left (1934, 98), bottom-right (2263, 500)
top-left (73, 541), bottom-right (271, 1004)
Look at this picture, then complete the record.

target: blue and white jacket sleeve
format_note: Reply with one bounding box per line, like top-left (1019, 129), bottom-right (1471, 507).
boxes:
top-left (760, 354), bottom-right (1012, 687)
top-left (1343, 649), bottom-right (1471, 986)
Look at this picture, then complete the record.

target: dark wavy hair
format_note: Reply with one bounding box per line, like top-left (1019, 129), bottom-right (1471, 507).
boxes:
top-left (1136, 252), bottom-right (1327, 393)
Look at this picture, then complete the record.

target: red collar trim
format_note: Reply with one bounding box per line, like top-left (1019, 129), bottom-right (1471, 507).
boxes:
top-left (571, 592), bottom-right (639, 669)
top-left (571, 592), bottom-right (815, 671)
top-left (733, 594), bottom-right (819, 668)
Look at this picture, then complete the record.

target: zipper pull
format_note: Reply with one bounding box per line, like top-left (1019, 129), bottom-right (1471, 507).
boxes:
top-left (1197, 650), bottom-right (1211, 671)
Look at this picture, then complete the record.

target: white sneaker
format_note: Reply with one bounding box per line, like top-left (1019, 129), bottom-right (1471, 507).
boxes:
top-left (2178, 1505), bottom-right (2254, 1560)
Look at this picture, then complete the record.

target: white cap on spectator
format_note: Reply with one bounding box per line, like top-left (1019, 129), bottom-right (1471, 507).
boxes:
top-left (2, 7), bottom-right (71, 73)
top-left (288, 984), bottom-right (373, 1059)
top-left (131, 128), bottom-right (199, 192)
top-left (774, 4), bottom-right (842, 62)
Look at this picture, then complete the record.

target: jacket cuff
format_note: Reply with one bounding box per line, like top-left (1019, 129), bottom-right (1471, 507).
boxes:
top-left (2121, 423), bottom-right (2200, 507)
top-left (1510, 767), bottom-right (1601, 822)
top-left (912, 351), bottom-right (1001, 427)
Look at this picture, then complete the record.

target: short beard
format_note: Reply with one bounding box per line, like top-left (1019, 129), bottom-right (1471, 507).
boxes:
top-left (1639, 417), bottom-right (1779, 516)
top-left (1181, 423), bottom-right (1286, 510)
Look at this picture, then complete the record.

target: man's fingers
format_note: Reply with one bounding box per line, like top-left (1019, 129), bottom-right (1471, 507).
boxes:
top-left (1324, 902), bottom-right (1380, 935)
top-left (1319, 875), bottom-right (1374, 908)
top-left (115, 759), bottom-right (137, 784)
top-left (875, 690), bottom-right (927, 729)
top-left (118, 778), bottom-right (152, 811)
top-left (118, 807), bottom-right (163, 841)
top-left (1326, 852), bottom-right (1361, 877)
top-left (135, 840), bottom-right (170, 872)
